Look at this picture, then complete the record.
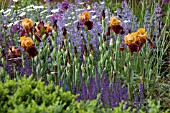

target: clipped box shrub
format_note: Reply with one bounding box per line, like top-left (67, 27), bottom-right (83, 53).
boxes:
top-left (0, 75), bottom-right (73, 113)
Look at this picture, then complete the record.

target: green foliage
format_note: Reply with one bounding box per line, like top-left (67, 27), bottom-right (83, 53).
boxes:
top-left (0, 0), bottom-right (10, 9)
top-left (139, 99), bottom-right (170, 113)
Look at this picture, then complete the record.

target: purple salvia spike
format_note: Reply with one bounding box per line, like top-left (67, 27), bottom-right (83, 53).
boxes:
top-left (139, 83), bottom-right (144, 103)
top-left (66, 84), bottom-right (70, 92)
top-left (91, 78), bottom-right (98, 100)
top-left (81, 80), bottom-right (87, 101)
top-left (101, 74), bottom-right (110, 107)
top-left (117, 80), bottom-right (123, 101)
top-left (58, 79), bottom-right (62, 87)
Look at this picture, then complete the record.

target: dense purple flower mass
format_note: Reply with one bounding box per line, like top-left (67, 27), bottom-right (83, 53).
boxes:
top-left (60, 72), bottom-right (145, 110)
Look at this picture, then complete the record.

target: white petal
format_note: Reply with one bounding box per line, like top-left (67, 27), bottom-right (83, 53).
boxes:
top-left (40, 10), bottom-right (47, 14)
top-left (79, 2), bottom-right (84, 5)
top-left (0, 9), bottom-right (4, 13)
top-left (100, 2), bottom-right (105, 5)
top-left (33, 6), bottom-right (44, 9)
top-left (92, 15), bottom-right (97, 19)
top-left (19, 12), bottom-right (26, 16)
top-left (14, 20), bottom-right (20, 24)
top-left (7, 23), bottom-right (13, 27)
top-left (123, 20), bottom-right (130, 23)
top-left (46, 15), bottom-right (52, 18)
top-left (65, 23), bottom-right (71, 27)
top-left (4, 9), bottom-right (11, 14)
top-left (13, 0), bottom-right (18, 2)
top-left (51, 9), bottom-right (59, 13)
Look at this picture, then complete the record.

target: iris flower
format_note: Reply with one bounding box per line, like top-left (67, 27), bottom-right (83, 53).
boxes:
top-left (78, 11), bottom-right (93, 30)
top-left (8, 46), bottom-right (20, 58)
top-left (21, 18), bottom-right (33, 32)
top-left (107, 16), bottom-right (125, 35)
top-left (19, 36), bottom-right (38, 58)
top-left (34, 21), bottom-right (52, 42)
top-left (19, 36), bottom-right (34, 48)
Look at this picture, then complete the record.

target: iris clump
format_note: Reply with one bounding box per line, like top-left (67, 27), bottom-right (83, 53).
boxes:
top-left (0, 0), bottom-right (169, 112)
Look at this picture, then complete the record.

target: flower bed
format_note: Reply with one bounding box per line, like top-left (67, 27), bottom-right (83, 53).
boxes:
top-left (0, 0), bottom-right (169, 112)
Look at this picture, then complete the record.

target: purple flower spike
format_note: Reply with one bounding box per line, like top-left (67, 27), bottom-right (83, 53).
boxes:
top-left (139, 83), bottom-right (144, 102)
top-left (81, 81), bottom-right (88, 101)
top-left (117, 80), bottom-right (123, 100)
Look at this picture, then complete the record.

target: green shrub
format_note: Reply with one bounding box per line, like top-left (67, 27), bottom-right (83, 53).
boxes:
top-left (0, 75), bottom-right (73, 113)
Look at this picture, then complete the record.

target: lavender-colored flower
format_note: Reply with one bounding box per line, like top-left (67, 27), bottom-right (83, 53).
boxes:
top-left (134, 93), bottom-right (140, 112)
top-left (139, 83), bottom-right (144, 102)
top-left (116, 80), bottom-right (123, 101)
top-left (161, 0), bottom-right (169, 4)
top-left (61, 1), bottom-right (70, 10)
top-left (45, 0), bottom-right (54, 4)
top-left (12, 24), bottom-right (20, 32)
top-left (81, 80), bottom-right (88, 101)
top-left (156, 7), bottom-right (162, 14)
top-left (134, 93), bottom-right (139, 105)
top-left (50, 14), bottom-right (61, 26)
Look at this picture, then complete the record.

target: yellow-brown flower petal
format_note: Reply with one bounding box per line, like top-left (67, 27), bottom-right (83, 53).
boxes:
top-left (19, 36), bottom-right (26, 42)
top-left (109, 16), bottom-right (121, 27)
top-left (78, 11), bottom-right (90, 22)
top-left (8, 46), bottom-right (20, 57)
top-left (124, 33), bottom-right (137, 45)
top-left (22, 18), bottom-right (33, 30)
top-left (20, 36), bottom-right (33, 48)
top-left (137, 28), bottom-right (148, 42)
top-left (44, 23), bottom-right (52, 33)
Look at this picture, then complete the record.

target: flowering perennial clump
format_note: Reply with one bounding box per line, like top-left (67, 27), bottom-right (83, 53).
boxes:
top-left (35, 21), bottom-right (52, 36)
